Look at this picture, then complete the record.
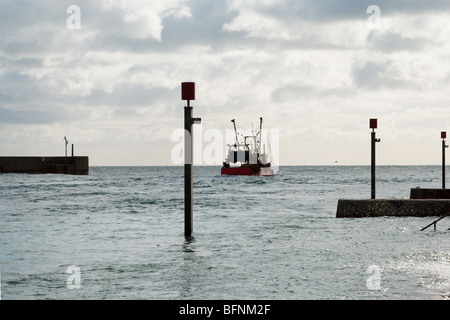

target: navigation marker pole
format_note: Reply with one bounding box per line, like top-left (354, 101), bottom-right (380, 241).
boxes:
top-left (442, 131), bottom-right (448, 189)
top-left (182, 82), bottom-right (201, 238)
top-left (370, 119), bottom-right (381, 199)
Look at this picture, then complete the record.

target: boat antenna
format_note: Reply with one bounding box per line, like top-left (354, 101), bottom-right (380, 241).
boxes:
top-left (231, 119), bottom-right (238, 147)
top-left (259, 117), bottom-right (263, 155)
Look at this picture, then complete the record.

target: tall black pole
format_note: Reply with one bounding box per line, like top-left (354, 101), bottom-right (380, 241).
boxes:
top-left (371, 130), bottom-right (376, 199)
top-left (182, 82), bottom-right (199, 239)
top-left (442, 132), bottom-right (448, 189)
top-left (443, 139), bottom-right (446, 189)
top-left (184, 100), bottom-right (193, 238)
top-left (370, 119), bottom-right (380, 200)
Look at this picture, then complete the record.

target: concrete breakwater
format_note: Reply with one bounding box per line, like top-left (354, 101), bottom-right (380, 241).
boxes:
top-left (337, 187), bottom-right (450, 218)
top-left (0, 156), bottom-right (89, 175)
top-left (336, 198), bottom-right (450, 218)
top-left (410, 188), bottom-right (450, 199)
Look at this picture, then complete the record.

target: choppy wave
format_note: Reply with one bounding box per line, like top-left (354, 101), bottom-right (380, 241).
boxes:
top-left (0, 166), bottom-right (448, 299)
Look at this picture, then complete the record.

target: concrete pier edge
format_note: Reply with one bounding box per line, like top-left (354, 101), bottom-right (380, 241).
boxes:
top-left (410, 188), bottom-right (450, 199)
top-left (0, 156), bottom-right (89, 175)
top-left (336, 198), bottom-right (450, 218)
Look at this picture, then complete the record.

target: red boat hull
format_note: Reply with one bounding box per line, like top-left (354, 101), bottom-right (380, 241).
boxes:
top-left (221, 166), bottom-right (273, 176)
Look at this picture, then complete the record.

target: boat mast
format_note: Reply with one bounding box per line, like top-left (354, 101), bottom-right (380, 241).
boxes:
top-left (231, 119), bottom-right (239, 147)
top-left (259, 117), bottom-right (263, 158)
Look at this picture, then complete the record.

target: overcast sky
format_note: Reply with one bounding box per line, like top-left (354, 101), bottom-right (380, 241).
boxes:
top-left (1, 0), bottom-right (450, 166)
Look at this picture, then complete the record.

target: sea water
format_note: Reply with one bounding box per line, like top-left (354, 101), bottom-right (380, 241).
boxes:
top-left (0, 166), bottom-right (448, 300)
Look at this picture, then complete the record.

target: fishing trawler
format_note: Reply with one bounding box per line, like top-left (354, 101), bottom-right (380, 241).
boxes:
top-left (221, 117), bottom-right (274, 176)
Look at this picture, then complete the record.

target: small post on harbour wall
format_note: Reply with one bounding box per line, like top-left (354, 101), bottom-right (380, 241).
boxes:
top-left (64, 136), bottom-right (69, 157)
top-left (370, 119), bottom-right (380, 199)
top-left (182, 82), bottom-right (201, 238)
top-left (442, 131), bottom-right (448, 189)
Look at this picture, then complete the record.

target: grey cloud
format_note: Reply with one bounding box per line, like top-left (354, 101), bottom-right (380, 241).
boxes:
top-left (257, 0), bottom-right (368, 22)
top-left (0, 67), bottom-right (77, 106)
top-left (255, 0), bottom-right (450, 22)
top-left (0, 107), bottom-right (64, 124)
top-left (85, 0), bottom-right (241, 53)
top-left (271, 83), bottom-right (354, 103)
top-left (367, 31), bottom-right (429, 52)
top-left (0, 1), bottom-right (184, 56)
top-left (0, 1), bottom-right (70, 57)
top-left (161, 0), bottom-right (239, 49)
top-left (0, 0), bottom-right (66, 29)
top-left (352, 61), bottom-right (415, 90)
top-left (87, 86), bottom-right (173, 108)
top-left (0, 70), bottom-right (41, 104)
top-left (3, 0), bottom-right (450, 58)
top-left (1, 57), bottom-right (42, 69)
top-left (221, 0), bottom-right (450, 50)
